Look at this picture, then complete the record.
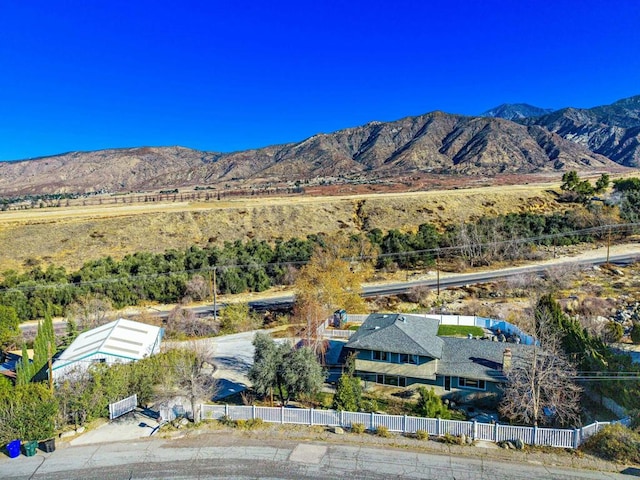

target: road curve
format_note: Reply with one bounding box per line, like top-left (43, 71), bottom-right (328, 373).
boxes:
top-left (0, 436), bottom-right (629, 480)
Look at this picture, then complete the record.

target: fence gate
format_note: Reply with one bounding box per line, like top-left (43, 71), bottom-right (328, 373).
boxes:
top-left (109, 394), bottom-right (138, 420)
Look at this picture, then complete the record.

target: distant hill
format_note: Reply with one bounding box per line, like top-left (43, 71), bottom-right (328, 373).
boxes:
top-left (2, 98), bottom-right (638, 196)
top-left (525, 95), bottom-right (640, 167)
top-left (482, 103), bottom-right (554, 120)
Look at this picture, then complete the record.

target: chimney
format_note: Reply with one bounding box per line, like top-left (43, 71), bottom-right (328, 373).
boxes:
top-left (502, 348), bottom-right (512, 371)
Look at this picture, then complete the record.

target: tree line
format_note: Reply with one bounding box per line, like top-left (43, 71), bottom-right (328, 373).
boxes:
top-left (0, 204), bottom-right (635, 323)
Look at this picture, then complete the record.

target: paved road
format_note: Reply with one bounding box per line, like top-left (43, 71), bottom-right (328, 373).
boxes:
top-left (18, 247), bottom-right (640, 333)
top-left (218, 250), bottom-right (640, 314)
top-left (0, 436), bottom-right (632, 480)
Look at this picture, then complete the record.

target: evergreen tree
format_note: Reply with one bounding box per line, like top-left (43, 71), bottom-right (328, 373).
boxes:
top-left (333, 374), bottom-right (363, 412)
top-left (0, 305), bottom-right (20, 350)
top-left (15, 343), bottom-right (34, 385)
top-left (248, 333), bottom-right (324, 406)
top-left (415, 387), bottom-right (451, 419)
top-left (32, 308), bottom-right (56, 376)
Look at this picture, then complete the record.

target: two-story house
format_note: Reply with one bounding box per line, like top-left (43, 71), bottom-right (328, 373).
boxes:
top-left (344, 313), bottom-right (532, 401)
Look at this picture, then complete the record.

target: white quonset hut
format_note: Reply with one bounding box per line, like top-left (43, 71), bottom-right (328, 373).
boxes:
top-left (52, 318), bottom-right (163, 381)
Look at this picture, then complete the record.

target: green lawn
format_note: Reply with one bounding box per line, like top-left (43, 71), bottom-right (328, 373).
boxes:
top-left (437, 325), bottom-right (484, 338)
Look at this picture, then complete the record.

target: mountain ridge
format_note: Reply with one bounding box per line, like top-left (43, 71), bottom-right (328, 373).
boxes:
top-left (1, 97), bottom-right (638, 196)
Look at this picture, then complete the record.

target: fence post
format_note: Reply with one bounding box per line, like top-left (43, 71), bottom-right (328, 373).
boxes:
top-left (281, 405), bottom-right (285, 424)
top-left (340, 410), bottom-right (344, 428)
top-left (225, 404), bottom-right (229, 417)
top-left (403, 415), bottom-right (407, 434)
top-left (573, 428), bottom-right (580, 449)
top-left (532, 425), bottom-right (537, 446)
top-left (370, 412), bottom-right (375, 431)
top-left (252, 405), bottom-right (256, 420)
top-left (310, 408), bottom-right (314, 426)
top-left (472, 420), bottom-right (477, 441)
top-left (494, 422), bottom-right (499, 442)
top-left (436, 417), bottom-right (441, 437)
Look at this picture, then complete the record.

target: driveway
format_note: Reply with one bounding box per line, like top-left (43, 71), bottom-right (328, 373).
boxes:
top-left (170, 328), bottom-right (290, 400)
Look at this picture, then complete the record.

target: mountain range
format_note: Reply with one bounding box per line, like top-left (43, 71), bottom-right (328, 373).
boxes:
top-left (1, 96), bottom-right (639, 196)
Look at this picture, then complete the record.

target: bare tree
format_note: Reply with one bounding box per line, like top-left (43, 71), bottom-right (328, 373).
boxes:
top-left (159, 342), bottom-right (219, 423)
top-left (165, 305), bottom-right (220, 338)
top-left (185, 275), bottom-right (208, 302)
top-left (541, 263), bottom-right (582, 292)
top-left (66, 295), bottom-right (113, 330)
top-left (499, 308), bottom-right (582, 427)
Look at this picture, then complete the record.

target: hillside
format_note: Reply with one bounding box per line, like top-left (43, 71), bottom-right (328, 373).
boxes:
top-left (0, 184), bottom-right (566, 272)
top-left (526, 95), bottom-right (640, 167)
top-left (0, 111), bottom-right (621, 197)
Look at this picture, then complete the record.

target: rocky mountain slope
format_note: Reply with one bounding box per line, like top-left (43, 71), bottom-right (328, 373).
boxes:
top-left (1, 98), bottom-right (637, 196)
top-left (482, 103), bottom-right (553, 120)
top-left (525, 95), bottom-right (640, 167)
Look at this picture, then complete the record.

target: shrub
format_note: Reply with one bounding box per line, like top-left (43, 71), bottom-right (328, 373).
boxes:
top-left (581, 424), bottom-right (640, 464)
top-left (243, 418), bottom-right (264, 430)
top-left (360, 398), bottom-right (379, 413)
top-left (375, 425), bottom-right (391, 438)
top-left (414, 387), bottom-right (451, 419)
top-left (351, 422), bottom-right (365, 434)
top-left (218, 415), bottom-right (235, 427)
top-left (441, 433), bottom-right (462, 445)
top-left (415, 429), bottom-right (428, 440)
top-left (631, 322), bottom-right (640, 344)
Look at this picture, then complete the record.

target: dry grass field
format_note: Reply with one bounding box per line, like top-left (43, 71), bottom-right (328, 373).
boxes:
top-left (0, 180), bottom-right (574, 272)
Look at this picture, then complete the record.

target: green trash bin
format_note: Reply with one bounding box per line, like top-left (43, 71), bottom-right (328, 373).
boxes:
top-left (23, 441), bottom-right (38, 457)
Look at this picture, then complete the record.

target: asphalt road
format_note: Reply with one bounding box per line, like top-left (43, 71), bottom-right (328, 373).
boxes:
top-left (0, 436), bottom-right (632, 480)
top-left (18, 249), bottom-right (640, 333)
top-left (242, 250), bottom-right (640, 313)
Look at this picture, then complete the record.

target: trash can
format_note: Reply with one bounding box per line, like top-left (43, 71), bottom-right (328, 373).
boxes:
top-left (40, 438), bottom-right (56, 453)
top-left (6, 439), bottom-right (21, 458)
top-left (23, 441), bottom-right (38, 457)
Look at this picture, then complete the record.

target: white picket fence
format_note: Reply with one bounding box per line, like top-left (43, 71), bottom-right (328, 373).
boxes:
top-left (200, 404), bottom-right (629, 449)
top-left (108, 394), bottom-right (138, 420)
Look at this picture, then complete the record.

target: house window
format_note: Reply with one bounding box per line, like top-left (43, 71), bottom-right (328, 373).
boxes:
top-left (400, 354), bottom-right (418, 364)
top-left (372, 351), bottom-right (389, 362)
top-left (458, 378), bottom-right (486, 390)
top-left (375, 374), bottom-right (407, 387)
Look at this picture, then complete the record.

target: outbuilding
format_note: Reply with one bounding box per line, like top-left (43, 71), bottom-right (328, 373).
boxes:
top-left (52, 318), bottom-right (163, 381)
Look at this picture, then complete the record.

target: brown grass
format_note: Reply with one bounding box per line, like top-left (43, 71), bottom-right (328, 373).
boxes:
top-left (0, 181), bottom-right (570, 272)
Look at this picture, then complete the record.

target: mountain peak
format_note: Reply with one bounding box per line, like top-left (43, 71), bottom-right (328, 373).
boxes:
top-left (482, 103), bottom-right (554, 121)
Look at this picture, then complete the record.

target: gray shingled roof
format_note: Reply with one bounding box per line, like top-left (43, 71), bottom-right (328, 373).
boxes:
top-left (438, 337), bottom-right (533, 382)
top-left (346, 313), bottom-right (444, 358)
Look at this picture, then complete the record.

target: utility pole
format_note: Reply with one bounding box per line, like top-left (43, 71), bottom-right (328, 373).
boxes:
top-left (213, 267), bottom-right (218, 322)
top-left (436, 250), bottom-right (440, 297)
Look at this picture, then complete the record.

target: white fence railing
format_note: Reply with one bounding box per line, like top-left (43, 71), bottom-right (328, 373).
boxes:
top-left (201, 404), bottom-right (629, 449)
top-left (108, 394), bottom-right (138, 420)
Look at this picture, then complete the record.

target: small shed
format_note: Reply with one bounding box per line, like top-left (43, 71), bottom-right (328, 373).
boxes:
top-left (52, 318), bottom-right (163, 381)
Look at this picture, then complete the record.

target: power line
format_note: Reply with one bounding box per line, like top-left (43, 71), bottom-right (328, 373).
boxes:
top-left (0, 222), bottom-right (638, 295)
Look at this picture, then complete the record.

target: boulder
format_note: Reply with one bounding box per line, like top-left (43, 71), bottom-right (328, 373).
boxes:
top-left (333, 426), bottom-right (345, 435)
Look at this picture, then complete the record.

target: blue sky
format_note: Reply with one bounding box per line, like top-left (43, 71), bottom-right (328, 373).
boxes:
top-left (1, 0), bottom-right (639, 161)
